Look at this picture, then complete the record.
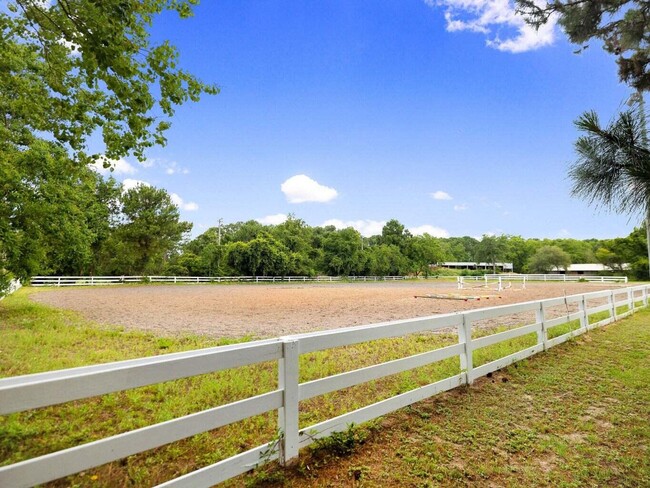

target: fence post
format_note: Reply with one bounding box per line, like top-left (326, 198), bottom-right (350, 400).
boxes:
top-left (458, 315), bottom-right (473, 384)
top-left (579, 295), bottom-right (588, 331)
top-left (536, 302), bottom-right (547, 351)
top-left (609, 291), bottom-right (616, 323)
top-left (628, 288), bottom-right (633, 314)
top-left (278, 339), bottom-right (300, 465)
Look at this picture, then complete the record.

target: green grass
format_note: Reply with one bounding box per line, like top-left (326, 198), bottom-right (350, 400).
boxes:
top-left (1, 288), bottom-right (648, 487)
top-left (252, 309), bottom-right (650, 487)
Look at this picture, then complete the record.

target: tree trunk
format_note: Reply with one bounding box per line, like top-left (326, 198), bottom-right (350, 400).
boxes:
top-left (646, 205), bottom-right (650, 279)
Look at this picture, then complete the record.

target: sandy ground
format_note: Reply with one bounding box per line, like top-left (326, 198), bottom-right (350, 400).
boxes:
top-left (29, 281), bottom-right (626, 339)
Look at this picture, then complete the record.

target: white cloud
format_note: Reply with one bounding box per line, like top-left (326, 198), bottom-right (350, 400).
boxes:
top-left (281, 175), bottom-right (338, 203)
top-left (257, 214), bottom-right (288, 225)
top-left (139, 158), bottom-right (156, 168)
top-left (429, 0), bottom-right (557, 53)
top-left (409, 224), bottom-right (450, 238)
top-left (170, 193), bottom-right (199, 211)
top-left (164, 161), bottom-right (190, 175)
top-left (323, 219), bottom-right (386, 237)
top-left (431, 190), bottom-right (453, 201)
top-left (91, 156), bottom-right (137, 175)
top-left (557, 229), bottom-right (571, 238)
top-left (121, 179), bottom-right (151, 192)
top-left (454, 203), bottom-right (468, 211)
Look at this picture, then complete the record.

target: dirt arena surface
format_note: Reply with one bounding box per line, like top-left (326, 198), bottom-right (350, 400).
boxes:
top-left (29, 281), bottom-right (628, 339)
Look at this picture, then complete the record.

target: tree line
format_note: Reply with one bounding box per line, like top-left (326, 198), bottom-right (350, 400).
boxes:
top-left (2, 145), bottom-right (648, 286)
top-left (168, 217), bottom-right (649, 279)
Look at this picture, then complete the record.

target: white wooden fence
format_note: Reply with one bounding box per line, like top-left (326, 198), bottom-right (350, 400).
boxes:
top-left (0, 279), bottom-right (22, 300)
top-left (458, 273), bottom-right (628, 290)
top-left (29, 275), bottom-right (409, 287)
top-left (0, 285), bottom-right (647, 487)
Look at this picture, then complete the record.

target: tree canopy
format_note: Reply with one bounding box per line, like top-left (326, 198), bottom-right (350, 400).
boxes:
top-left (0, 1), bottom-right (217, 294)
top-left (569, 105), bottom-right (650, 277)
top-left (517, 0), bottom-right (650, 91)
top-left (1, 0), bottom-right (218, 162)
top-left (528, 245), bottom-right (572, 273)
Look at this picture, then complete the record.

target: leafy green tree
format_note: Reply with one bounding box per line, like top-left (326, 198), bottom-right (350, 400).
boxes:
top-left (551, 238), bottom-right (596, 263)
top-left (475, 235), bottom-right (508, 272)
top-left (594, 247), bottom-right (626, 271)
top-left (569, 107), bottom-right (650, 277)
top-left (405, 235), bottom-right (449, 276)
top-left (271, 215), bottom-right (316, 273)
top-left (443, 236), bottom-right (479, 262)
top-left (226, 235), bottom-right (290, 276)
top-left (229, 221), bottom-right (267, 243)
top-left (528, 245), bottom-right (572, 273)
top-left (1, 0), bottom-right (217, 162)
top-left (0, 140), bottom-right (119, 286)
top-left (595, 225), bottom-right (649, 277)
top-left (103, 184), bottom-right (192, 274)
top-left (364, 245), bottom-right (408, 276)
top-left (380, 219), bottom-right (412, 249)
top-left (321, 228), bottom-right (365, 276)
top-left (517, 0), bottom-right (650, 91)
top-left (502, 235), bottom-right (539, 273)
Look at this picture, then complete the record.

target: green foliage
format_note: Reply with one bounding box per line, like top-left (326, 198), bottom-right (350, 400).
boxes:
top-left (569, 105), bottom-right (650, 277)
top-left (528, 245), bottom-right (572, 273)
top-left (311, 424), bottom-right (369, 457)
top-left (517, 0), bottom-right (650, 92)
top-left (1, 0), bottom-right (218, 162)
top-left (0, 140), bottom-right (122, 279)
top-left (99, 184), bottom-right (192, 275)
top-left (1, 0), bottom-right (217, 284)
top-left (475, 235), bottom-right (509, 272)
top-left (571, 108), bottom-right (650, 215)
top-left (380, 219), bottom-right (412, 249)
top-left (226, 235), bottom-right (291, 276)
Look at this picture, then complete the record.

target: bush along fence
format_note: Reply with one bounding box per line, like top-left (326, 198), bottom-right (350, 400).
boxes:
top-left (0, 285), bottom-right (647, 487)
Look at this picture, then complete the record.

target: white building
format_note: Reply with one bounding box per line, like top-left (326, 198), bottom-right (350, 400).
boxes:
top-left (436, 262), bottom-right (514, 272)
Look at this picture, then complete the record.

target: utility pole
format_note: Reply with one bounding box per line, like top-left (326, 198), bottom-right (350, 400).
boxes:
top-left (218, 218), bottom-right (223, 246)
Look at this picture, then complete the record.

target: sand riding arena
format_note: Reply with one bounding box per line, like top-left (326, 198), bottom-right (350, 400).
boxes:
top-left (29, 281), bottom-right (628, 339)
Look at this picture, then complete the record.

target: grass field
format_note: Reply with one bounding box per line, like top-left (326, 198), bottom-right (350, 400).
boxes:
top-left (1, 287), bottom-right (648, 487)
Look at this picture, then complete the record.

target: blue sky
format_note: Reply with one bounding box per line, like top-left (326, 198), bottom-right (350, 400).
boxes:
top-left (94, 0), bottom-right (639, 240)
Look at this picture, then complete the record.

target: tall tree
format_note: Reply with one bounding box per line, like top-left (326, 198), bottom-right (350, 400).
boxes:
top-left (475, 235), bottom-right (508, 272)
top-left (569, 107), bottom-right (650, 277)
top-left (528, 245), bottom-right (572, 273)
top-left (104, 184), bottom-right (192, 274)
top-left (517, 0), bottom-right (650, 91)
top-left (0, 140), bottom-right (120, 286)
top-left (1, 0), bottom-right (218, 162)
top-left (380, 219), bottom-right (412, 249)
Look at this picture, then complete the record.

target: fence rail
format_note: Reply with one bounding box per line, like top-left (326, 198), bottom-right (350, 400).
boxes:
top-left (29, 273), bottom-right (629, 288)
top-left (1, 285), bottom-right (647, 487)
top-left (29, 275), bottom-right (411, 287)
top-left (0, 279), bottom-right (22, 300)
top-left (458, 273), bottom-right (628, 290)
